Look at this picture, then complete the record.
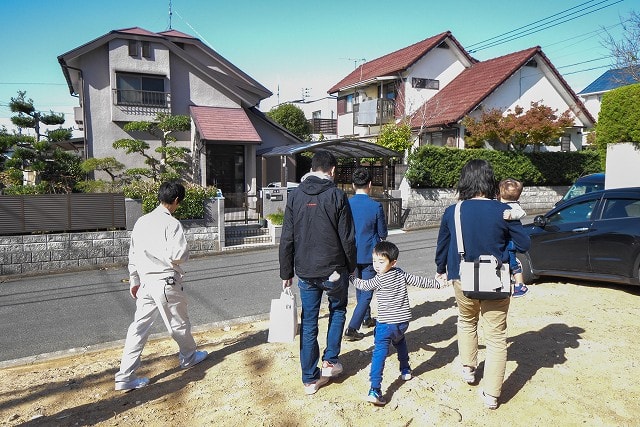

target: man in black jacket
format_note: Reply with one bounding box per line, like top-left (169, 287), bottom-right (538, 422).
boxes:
top-left (279, 150), bottom-right (357, 395)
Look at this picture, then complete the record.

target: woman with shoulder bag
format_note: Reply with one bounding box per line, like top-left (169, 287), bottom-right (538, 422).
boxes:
top-left (435, 159), bottom-right (530, 409)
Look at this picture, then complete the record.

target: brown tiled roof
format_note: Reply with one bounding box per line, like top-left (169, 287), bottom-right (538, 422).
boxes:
top-left (190, 106), bottom-right (262, 142)
top-left (410, 47), bottom-right (541, 128)
top-left (328, 31), bottom-right (472, 93)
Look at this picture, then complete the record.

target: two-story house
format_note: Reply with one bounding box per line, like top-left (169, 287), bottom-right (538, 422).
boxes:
top-left (578, 67), bottom-right (640, 122)
top-left (329, 31), bottom-right (594, 151)
top-left (286, 96), bottom-right (339, 140)
top-left (58, 27), bottom-right (300, 203)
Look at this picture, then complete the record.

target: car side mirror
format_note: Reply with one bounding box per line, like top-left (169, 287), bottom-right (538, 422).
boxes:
top-left (533, 215), bottom-right (547, 228)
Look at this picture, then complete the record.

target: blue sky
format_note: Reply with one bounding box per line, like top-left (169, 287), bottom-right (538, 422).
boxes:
top-left (0, 0), bottom-right (635, 136)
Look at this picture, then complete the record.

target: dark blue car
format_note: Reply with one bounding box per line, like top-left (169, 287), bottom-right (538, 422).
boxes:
top-left (518, 187), bottom-right (640, 286)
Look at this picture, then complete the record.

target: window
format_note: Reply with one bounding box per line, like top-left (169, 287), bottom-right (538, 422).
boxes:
top-left (561, 135), bottom-right (571, 151)
top-left (142, 41), bottom-right (151, 58)
top-left (412, 78), bottom-right (439, 90)
top-left (548, 199), bottom-right (597, 224)
top-left (378, 82), bottom-right (397, 100)
top-left (312, 110), bottom-right (321, 119)
top-left (420, 129), bottom-right (457, 147)
top-left (116, 73), bottom-right (166, 106)
top-left (602, 199), bottom-right (640, 219)
top-left (128, 40), bottom-right (138, 56)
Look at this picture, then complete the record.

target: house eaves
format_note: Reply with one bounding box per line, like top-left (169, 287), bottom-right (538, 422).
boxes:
top-left (328, 31), bottom-right (474, 94)
top-left (58, 27), bottom-right (272, 108)
top-left (409, 46), bottom-right (595, 129)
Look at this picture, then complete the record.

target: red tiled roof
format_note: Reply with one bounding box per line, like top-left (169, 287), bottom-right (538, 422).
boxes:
top-left (328, 31), bottom-right (472, 93)
top-left (190, 106), bottom-right (262, 142)
top-left (410, 47), bottom-right (541, 128)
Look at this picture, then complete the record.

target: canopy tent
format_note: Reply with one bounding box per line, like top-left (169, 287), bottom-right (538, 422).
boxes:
top-left (257, 138), bottom-right (403, 195)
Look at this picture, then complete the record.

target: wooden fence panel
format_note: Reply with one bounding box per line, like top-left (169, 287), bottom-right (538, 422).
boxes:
top-left (0, 193), bottom-right (126, 235)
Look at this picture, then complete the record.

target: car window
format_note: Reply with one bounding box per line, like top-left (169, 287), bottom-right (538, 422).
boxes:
top-left (562, 182), bottom-right (605, 201)
top-left (548, 199), bottom-right (597, 224)
top-left (602, 198), bottom-right (640, 219)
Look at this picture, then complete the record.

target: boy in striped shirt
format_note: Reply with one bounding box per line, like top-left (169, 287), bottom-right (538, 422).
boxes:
top-left (349, 241), bottom-right (447, 406)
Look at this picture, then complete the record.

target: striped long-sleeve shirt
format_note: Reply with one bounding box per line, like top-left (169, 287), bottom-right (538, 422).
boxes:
top-left (350, 267), bottom-right (441, 324)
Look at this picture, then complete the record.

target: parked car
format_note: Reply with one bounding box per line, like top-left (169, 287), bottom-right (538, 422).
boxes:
top-left (518, 187), bottom-right (640, 286)
top-left (557, 172), bottom-right (605, 205)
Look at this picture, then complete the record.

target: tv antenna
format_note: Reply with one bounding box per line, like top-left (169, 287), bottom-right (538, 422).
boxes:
top-left (168, 0), bottom-right (173, 29)
top-left (343, 58), bottom-right (366, 69)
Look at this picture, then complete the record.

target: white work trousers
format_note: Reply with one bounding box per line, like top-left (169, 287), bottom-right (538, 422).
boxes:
top-left (115, 280), bottom-right (197, 383)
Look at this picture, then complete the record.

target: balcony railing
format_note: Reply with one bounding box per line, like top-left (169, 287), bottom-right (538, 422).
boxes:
top-left (353, 98), bottom-right (395, 126)
top-left (113, 89), bottom-right (170, 108)
top-left (309, 118), bottom-right (337, 135)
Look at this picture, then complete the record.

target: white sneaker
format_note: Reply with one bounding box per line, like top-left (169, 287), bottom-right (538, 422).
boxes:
top-left (115, 377), bottom-right (149, 391)
top-left (181, 350), bottom-right (208, 369)
top-left (321, 361), bottom-right (343, 377)
top-left (400, 368), bottom-right (412, 381)
top-left (481, 390), bottom-right (498, 409)
top-left (462, 366), bottom-right (476, 384)
top-left (303, 376), bottom-right (330, 395)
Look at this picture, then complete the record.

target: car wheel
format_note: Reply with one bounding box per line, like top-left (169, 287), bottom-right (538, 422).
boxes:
top-left (517, 252), bottom-right (538, 285)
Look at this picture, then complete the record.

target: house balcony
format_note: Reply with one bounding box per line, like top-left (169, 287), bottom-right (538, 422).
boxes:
top-left (309, 118), bottom-right (337, 135)
top-left (352, 98), bottom-right (395, 126)
top-left (113, 89), bottom-right (171, 108)
top-left (111, 89), bottom-right (171, 121)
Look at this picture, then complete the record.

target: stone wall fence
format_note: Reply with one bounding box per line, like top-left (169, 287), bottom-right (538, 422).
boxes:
top-left (0, 197), bottom-right (225, 277)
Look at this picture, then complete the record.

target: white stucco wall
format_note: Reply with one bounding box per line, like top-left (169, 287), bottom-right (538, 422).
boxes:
top-left (403, 47), bottom-right (467, 115)
top-left (465, 59), bottom-right (588, 151)
top-left (580, 93), bottom-right (602, 122)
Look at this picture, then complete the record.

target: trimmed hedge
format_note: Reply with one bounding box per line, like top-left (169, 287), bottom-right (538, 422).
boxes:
top-left (405, 146), bottom-right (602, 188)
top-left (122, 181), bottom-right (218, 220)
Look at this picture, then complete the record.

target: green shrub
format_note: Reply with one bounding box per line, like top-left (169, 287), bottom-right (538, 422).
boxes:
top-left (405, 146), bottom-right (602, 188)
top-left (266, 209), bottom-right (284, 225)
top-left (122, 181), bottom-right (218, 220)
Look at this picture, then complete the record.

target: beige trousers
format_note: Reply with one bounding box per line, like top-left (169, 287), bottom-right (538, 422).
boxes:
top-left (453, 280), bottom-right (510, 397)
top-left (115, 280), bottom-right (197, 384)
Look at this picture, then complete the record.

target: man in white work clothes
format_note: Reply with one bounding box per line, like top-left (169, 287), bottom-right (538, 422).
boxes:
top-left (115, 181), bottom-right (207, 391)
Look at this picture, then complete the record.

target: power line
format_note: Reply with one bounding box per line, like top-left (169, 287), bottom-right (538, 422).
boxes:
top-left (466, 0), bottom-right (624, 53)
top-left (466, 0), bottom-right (602, 48)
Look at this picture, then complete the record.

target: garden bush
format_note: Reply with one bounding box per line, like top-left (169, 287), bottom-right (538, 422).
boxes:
top-left (405, 146), bottom-right (602, 188)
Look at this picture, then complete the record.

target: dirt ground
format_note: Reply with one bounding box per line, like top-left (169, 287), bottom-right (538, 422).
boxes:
top-left (1, 279), bottom-right (639, 427)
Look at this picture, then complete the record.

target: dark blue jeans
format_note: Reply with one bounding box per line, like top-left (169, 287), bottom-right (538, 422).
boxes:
top-left (507, 240), bottom-right (522, 274)
top-left (347, 264), bottom-right (376, 330)
top-left (370, 321), bottom-right (410, 389)
top-left (297, 273), bottom-right (348, 384)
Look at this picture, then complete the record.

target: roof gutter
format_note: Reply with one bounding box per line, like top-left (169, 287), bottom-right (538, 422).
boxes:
top-left (58, 63), bottom-right (88, 160)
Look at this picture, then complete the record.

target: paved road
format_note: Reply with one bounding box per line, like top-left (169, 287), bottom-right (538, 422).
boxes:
top-left (0, 228), bottom-right (440, 364)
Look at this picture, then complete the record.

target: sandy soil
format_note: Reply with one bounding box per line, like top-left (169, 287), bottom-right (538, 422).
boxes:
top-left (1, 279), bottom-right (639, 427)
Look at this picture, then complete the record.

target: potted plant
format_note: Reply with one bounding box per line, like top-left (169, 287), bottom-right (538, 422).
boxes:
top-left (266, 209), bottom-right (284, 243)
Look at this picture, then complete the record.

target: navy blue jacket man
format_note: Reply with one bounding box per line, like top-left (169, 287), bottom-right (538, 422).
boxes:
top-left (344, 168), bottom-right (388, 341)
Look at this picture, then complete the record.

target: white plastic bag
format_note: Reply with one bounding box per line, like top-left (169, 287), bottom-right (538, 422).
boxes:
top-left (267, 287), bottom-right (298, 343)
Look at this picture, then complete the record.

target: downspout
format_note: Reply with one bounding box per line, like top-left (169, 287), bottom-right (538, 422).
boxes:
top-left (59, 64), bottom-right (88, 161)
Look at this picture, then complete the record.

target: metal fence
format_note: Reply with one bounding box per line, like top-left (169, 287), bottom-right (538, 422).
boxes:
top-left (373, 196), bottom-right (403, 229)
top-left (0, 193), bottom-right (126, 235)
top-left (223, 193), bottom-right (261, 224)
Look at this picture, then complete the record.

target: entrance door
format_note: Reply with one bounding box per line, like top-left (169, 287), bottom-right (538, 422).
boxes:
top-left (206, 144), bottom-right (245, 207)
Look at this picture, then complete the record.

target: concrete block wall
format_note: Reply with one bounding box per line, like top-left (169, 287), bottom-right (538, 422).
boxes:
top-left (0, 226), bottom-right (220, 277)
top-left (401, 185), bottom-right (568, 230)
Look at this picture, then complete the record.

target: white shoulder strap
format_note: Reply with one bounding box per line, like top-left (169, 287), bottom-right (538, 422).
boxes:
top-left (454, 201), bottom-right (465, 257)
